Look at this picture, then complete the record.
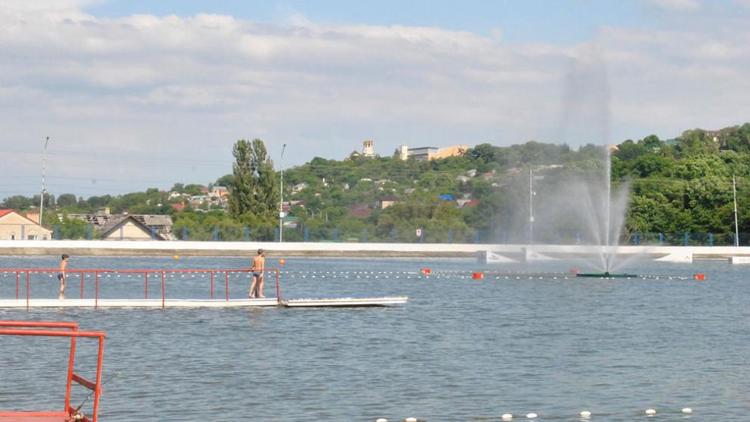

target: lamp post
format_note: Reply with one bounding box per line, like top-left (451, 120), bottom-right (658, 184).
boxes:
top-left (733, 174), bottom-right (740, 247)
top-left (279, 143), bottom-right (287, 242)
top-left (528, 168), bottom-right (535, 244)
top-left (39, 136), bottom-right (50, 229)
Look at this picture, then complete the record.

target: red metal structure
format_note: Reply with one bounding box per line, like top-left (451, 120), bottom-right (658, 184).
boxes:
top-left (0, 268), bottom-right (281, 309)
top-left (0, 321), bottom-right (106, 422)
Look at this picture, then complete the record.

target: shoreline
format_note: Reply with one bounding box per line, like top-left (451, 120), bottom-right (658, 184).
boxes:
top-left (1, 240), bottom-right (749, 260)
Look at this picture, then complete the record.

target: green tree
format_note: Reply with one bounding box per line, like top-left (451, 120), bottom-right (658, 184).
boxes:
top-left (56, 193), bottom-right (78, 208)
top-left (229, 139), bottom-right (279, 221)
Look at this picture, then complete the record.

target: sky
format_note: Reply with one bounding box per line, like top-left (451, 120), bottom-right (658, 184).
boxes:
top-left (1, 0), bottom-right (749, 197)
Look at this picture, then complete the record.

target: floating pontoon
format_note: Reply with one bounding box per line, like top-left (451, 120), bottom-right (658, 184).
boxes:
top-left (0, 267), bottom-right (407, 309)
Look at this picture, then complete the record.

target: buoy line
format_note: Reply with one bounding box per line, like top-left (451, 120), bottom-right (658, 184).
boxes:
top-left (0, 269), bottom-right (693, 281)
top-left (374, 407), bottom-right (695, 421)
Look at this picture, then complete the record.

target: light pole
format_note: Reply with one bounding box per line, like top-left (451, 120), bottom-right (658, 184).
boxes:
top-left (279, 143), bottom-right (287, 242)
top-left (733, 174), bottom-right (740, 247)
top-left (528, 167), bottom-right (535, 244)
top-left (39, 136), bottom-right (50, 229)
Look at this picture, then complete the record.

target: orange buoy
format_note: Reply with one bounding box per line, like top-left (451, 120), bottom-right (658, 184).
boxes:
top-left (693, 273), bottom-right (706, 281)
top-left (420, 268), bottom-right (432, 275)
top-left (472, 272), bottom-right (484, 280)
top-left (278, 259), bottom-right (286, 266)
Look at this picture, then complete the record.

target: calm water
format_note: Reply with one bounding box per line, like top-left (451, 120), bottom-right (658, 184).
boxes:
top-left (1, 256), bottom-right (749, 421)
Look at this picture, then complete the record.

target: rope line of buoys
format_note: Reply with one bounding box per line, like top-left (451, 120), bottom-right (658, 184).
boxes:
top-left (0, 269), bottom-right (699, 282)
top-left (374, 407), bottom-right (695, 421)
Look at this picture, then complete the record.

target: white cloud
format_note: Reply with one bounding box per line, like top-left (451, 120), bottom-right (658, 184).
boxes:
top-left (0, 4), bottom-right (748, 195)
top-left (647, 0), bottom-right (702, 11)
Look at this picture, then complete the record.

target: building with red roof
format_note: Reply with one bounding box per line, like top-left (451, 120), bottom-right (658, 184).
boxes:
top-left (0, 209), bottom-right (53, 240)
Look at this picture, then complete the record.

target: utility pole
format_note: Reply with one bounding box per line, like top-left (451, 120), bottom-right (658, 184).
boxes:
top-left (529, 168), bottom-right (534, 244)
top-left (279, 143), bottom-right (287, 242)
top-left (39, 136), bottom-right (50, 229)
top-left (733, 174), bottom-right (740, 247)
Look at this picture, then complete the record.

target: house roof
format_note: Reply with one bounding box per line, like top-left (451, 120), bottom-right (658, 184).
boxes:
top-left (100, 215), bottom-right (166, 240)
top-left (0, 209), bottom-right (51, 230)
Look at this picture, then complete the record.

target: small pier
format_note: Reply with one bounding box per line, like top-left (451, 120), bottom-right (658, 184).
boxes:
top-left (0, 267), bottom-right (407, 309)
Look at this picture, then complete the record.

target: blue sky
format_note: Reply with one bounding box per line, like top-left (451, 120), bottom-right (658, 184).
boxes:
top-left (0, 0), bottom-right (748, 196)
top-left (87, 0), bottom-right (647, 43)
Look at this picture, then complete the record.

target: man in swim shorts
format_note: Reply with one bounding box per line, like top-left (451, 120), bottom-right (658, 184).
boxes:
top-left (58, 254), bottom-right (69, 300)
top-left (249, 249), bottom-right (266, 298)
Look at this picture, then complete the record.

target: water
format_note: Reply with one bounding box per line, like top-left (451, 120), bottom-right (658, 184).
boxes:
top-left (1, 256), bottom-right (750, 421)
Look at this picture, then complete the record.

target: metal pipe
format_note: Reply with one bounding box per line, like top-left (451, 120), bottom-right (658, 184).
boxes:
top-left (26, 271), bottom-right (30, 311)
top-left (161, 271), bottom-right (165, 309)
top-left (275, 269), bottom-right (281, 304)
top-left (279, 143), bottom-right (287, 242)
top-left (64, 334), bottom-right (77, 413)
top-left (39, 136), bottom-right (49, 234)
top-left (92, 335), bottom-right (105, 422)
top-left (95, 272), bottom-right (99, 310)
top-left (225, 271), bottom-right (229, 301)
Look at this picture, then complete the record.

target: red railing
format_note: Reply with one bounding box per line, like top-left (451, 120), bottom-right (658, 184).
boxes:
top-left (0, 268), bottom-right (282, 309)
top-left (0, 320), bottom-right (106, 422)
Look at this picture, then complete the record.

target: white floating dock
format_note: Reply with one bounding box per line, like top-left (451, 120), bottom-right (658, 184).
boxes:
top-left (0, 298), bottom-right (278, 308)
top-left (0, 297), bottom-right (408, 308)
top-left (281, 297), bottom-right (408, 307)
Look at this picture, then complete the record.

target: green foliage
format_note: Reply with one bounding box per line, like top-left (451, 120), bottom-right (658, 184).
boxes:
top-left (3, 122), bottom-right (750, 244)
top-left (229, 139), bottom-right (279, 222)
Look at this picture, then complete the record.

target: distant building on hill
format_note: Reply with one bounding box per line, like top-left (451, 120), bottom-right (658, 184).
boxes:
top-left (399, 144), bottom-right (469, 161)
top-left (362, 139), bottom-right (376, 157)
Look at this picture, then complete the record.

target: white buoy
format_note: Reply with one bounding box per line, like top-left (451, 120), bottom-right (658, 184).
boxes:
top-left (501, 414), bottom-right (513, 421)
top-left (404, 418), bottom-right (417, 422)
top-left (645, 408), bottom-right (656, 416)
top-left (682, 407), bottom-right (693, 414)
top-left (376, 419), bottom-right (388, 422)
top-left (580, 410), bottom-right (591, 418)
top-left (526, 413), bottom-right (538, 419)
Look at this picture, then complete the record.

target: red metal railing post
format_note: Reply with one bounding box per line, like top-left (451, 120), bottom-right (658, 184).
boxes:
top-left (25, 271), bottom-right (30, 311)
top-left (64, 331), bottom-right (78, 413)
top-left (95, 271), bottom-right (100, 310)
top-left (80, 272), bottom-right (85, 299)
top-left (161, 271), bottom-right (166, 309)
top-left (144, 273), bottom-right (149, 299)
top-left (276, 269), bottom-right (281, 304)
top-left (210, 271), bottom-right (215, 299)
top-left (91, 335), bottom-right (105, 422)
top-left (225, 271), bottom-right (229, 301)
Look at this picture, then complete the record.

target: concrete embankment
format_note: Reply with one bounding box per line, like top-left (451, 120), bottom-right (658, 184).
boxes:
top-left (0, 240), bottom-right (492, 258)
top-left (1, 240), bottom-right (750, 261)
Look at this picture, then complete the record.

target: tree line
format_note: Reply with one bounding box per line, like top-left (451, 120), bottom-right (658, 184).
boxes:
top-left (3, 123), bottom-right (750, 244)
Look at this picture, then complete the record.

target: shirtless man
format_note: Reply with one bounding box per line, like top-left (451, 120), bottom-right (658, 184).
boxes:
top-left (58, 254), bottom-right (69, 300)
top-left (248, 249), bottom-right (266, 298)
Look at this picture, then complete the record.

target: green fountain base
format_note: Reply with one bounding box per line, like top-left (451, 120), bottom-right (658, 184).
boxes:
top-left (575, 272), bottom-right (639, 278)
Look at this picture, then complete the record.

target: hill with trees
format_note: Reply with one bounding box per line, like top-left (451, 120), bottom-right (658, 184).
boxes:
top-left (3, 123), bottom-right (750, 244)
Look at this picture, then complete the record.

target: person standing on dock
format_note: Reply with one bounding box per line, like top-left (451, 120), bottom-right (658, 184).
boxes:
top-left (249, 249), bottom-right (266, 298)
top-left (58, 254), bottom-right (69, 300)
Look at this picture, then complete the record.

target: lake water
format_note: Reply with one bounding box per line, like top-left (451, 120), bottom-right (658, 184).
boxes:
top-left (1, 256), bottom-right (749, 421)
